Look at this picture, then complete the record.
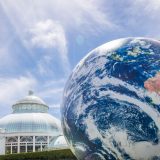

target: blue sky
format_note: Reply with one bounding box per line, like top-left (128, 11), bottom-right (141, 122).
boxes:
top-left (0, 0), bottom-right (160, 119)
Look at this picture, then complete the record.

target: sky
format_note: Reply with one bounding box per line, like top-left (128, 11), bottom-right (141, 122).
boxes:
top-left (0, 0), bottom-right (160, 119)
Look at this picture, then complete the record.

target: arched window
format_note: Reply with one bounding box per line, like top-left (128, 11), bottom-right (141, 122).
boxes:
top-left (6, 137), bottom-right (18, 143)
top-left (20, 136), bottom-right (33, 142)
top-left (35, 136), bottom-right (47, 142)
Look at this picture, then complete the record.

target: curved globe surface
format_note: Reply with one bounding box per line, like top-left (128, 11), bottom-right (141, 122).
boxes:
top-left (61, 37), bottom-right (160, 160)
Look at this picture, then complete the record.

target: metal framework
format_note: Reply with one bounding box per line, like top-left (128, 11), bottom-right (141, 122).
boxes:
top-left (5, 134), bottom-right (55, 154)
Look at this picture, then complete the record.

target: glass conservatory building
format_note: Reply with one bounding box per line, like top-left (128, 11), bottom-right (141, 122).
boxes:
top-left (0, 91), bottom-right (68, 155)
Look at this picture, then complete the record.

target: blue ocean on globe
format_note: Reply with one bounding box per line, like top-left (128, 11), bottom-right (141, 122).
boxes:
top-left (61, 37), bottom-right (160, 160)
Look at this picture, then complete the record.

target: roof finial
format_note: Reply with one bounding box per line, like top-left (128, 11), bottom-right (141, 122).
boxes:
top-left (28, 90), bottom-right (34, 96)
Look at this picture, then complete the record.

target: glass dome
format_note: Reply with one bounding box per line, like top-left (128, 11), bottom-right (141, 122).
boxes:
top-left (0, 113), bottom-right (61, 134)
top-left (0, 91), bottom-right (61, 135)
top-left (48, 135), bottom-right (68, 149)
top-left (12, 91), bottom-right (49, 113)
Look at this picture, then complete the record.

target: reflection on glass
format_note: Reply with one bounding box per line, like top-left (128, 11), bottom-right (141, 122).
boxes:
top-left (42, 145), bottom-right (46, 150)
top-left (20, 146), bottom-right (25, 153)
top-left (5, 146), bottom-right (11, 154)
top-left (27, 145), bottom-right (33, 152)
top-left (35, 145), bottom-right (41, 152)
top-left (12, 146), bottom-right (17, 153)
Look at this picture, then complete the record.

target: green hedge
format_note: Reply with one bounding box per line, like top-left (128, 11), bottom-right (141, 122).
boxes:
top-left (0, 149), bottom-right (77, 160)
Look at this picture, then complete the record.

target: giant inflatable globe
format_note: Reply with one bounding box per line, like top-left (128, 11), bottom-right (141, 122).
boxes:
top-left (61, 37), bottom-right (160, 160)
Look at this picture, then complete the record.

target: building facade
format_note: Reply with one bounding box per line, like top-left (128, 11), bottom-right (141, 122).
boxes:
top-left (0, 91), bottom-right (67, 155)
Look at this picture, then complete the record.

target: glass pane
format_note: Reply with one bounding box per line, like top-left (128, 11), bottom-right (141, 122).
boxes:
top-left (20, 146), bottom-right (26, 153)
top-left (35, 145), bottom-right (41, 152)
top-left (27, 145), bottom-right (33, 152)
top-left (5, 146), bottom-right (11, 154)
top-left (12, 146), bottom-right (18, 153)
top-left (42, 145), bottom-right (46, 151)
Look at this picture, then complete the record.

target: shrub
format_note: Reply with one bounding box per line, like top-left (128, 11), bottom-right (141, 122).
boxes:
top-left (0, 149), bottom-right (77, 160)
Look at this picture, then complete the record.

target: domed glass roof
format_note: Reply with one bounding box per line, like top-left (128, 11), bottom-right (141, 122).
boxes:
top-left (0, 91), bottom-right (61, 135)
top-left (48, 135), bottom-right (68, 148)
top-left (16, 94), bottom-right (46, 105)
top-left (12, 91), bottom-right (49, 113)
top-left (0, 113), bottom-right (61, 134)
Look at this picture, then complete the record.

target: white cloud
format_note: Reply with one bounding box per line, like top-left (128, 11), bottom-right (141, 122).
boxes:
top-left (29, 19), bottom-right (66, 49)
top-left (38, 86), bottom-right (63, 104)
top-left (0, 76), bottom-right (36, 115)
top-left (37, 79), bottom-right (66, 110)
top-left (132, 0), bottom-right (160, 12)
top-left (39, 87), bottom-right (63, 99)
top-left (43, 78), bottom-right (66, 88)
top-left (29, 19), bottom-right (70, 75)
top-left (45, 0), bottom-right (114, 32)
top-left (49, 104), bottom-right (61, 108)
top-left (0, 47), bottom-right (12, 67)
top-left (68, 0), bottom-right (113, 30)
top-left (0, 0), bottom-right (115, 78)
top-left (0, 0), bottom-right (114, 38)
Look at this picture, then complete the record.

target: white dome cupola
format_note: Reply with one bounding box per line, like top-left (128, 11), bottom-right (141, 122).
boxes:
top-left (12, 91), bottom-right (49, 113)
